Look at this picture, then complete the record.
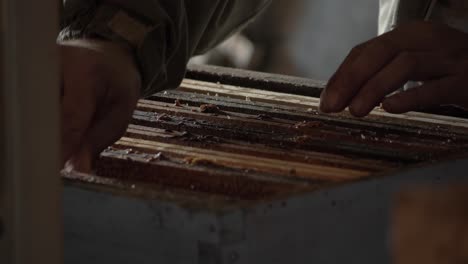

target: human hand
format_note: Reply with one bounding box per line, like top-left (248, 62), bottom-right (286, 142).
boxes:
top-left (320, 21), bottom-right (468, 117)
top-left (60, 39), bottom-right (140, 172)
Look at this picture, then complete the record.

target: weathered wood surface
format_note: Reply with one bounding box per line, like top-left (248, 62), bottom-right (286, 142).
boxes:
top-left (81, 78), bottom-right (468, 201)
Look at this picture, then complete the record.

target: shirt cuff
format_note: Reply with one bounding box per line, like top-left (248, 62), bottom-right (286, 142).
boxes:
top-left (58, 3), bottom-right (187, 97)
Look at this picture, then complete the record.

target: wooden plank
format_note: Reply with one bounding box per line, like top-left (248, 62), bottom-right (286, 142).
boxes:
top-left (95, 151), bottom-right (307, 200)
top-left (137, 99), bottom-right (464, 152)
top-left (179, 79), bottom-right (468, 130)
top-left (131, 109), bottom-right (451, 163)
top-left (115, 137), bottom-right (372, 181)
top-left (152, 90), bottom-right (468, 140)
top-left (125, 124), bottom-right (397, 172)
top-left (186, 64), bottom-right (326, 97)
top-left (86, 76), bottom-right (468, 201)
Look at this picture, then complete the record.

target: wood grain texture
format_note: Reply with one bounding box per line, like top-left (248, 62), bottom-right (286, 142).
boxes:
top-left (79, 78), bottom-right (468, 201)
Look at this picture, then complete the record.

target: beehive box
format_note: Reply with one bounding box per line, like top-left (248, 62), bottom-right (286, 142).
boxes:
top-left (64, 66), bottom-right (468, 264)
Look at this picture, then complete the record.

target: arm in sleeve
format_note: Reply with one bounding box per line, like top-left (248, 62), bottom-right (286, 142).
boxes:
top-left (59, 0), bottom-right (271, 97)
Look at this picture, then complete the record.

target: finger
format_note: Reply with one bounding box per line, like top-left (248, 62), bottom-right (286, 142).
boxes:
top-left (348, 52), bottom-right (454, 117)
top-left (64, 144), bottom-right (93, 173)
top-left (320, 35), bottom-right (400, 113)
top-left (320, 42), bottom-right (368, 111)
top-left (68, 92), bottom-right (137, 172)
top-left (88, 100), bottom-right (136, 157)
top-left (382, 77), bottom-right (458, 114)
top-left (324, 42), bottom-right (368, 93)
top-left (61, 58), bottom-right (103, 164)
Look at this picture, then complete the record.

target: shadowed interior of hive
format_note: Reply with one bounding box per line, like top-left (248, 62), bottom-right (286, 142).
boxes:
top-left (87, 78), bottom-right (468, 201)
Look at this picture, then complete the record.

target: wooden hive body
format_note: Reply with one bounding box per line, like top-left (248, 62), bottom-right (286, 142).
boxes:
top-left (64, 66), bottom-right (468, 264)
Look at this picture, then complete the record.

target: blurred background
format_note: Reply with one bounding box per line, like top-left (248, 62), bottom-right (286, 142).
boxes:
top-left (190, 0), bottom-right (379, 81)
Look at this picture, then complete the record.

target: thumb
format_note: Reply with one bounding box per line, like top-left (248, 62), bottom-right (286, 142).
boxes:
top-left (67, 96), bottom-right (136, 172)
top-left (64, 144), bottom-right (93, 173)
top-left (61, 75), bottom-right (99, 165)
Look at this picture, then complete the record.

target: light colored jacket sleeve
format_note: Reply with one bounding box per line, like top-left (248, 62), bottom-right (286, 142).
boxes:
top-left (379, 0), bottom-right (435, 34)
top-left (59, 0), bottom-right (271, 97)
